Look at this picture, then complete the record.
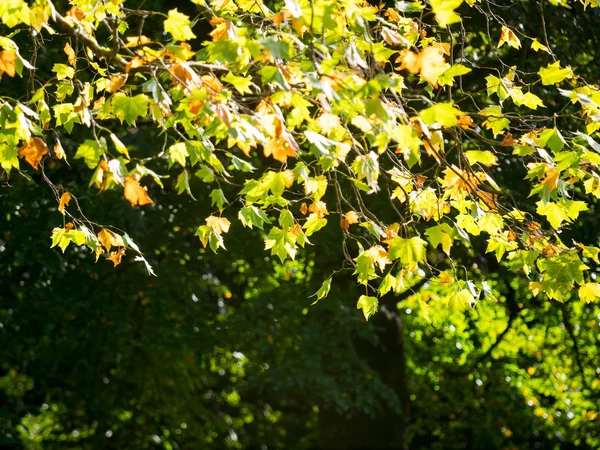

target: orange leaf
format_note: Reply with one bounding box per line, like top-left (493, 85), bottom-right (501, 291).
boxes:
top-left (341, 210), bottom-right (359, 230)
top-left (107, 248), bottom-right (126, 267)
top-left (124, 176), bottom-right (153, 206)
top-left (0, 50), bottom-right (17, 78)
top-left (456, 115), bottom-right (473, 130)
top-left (58, 192), bottom-right (71, 215)
top-left (64, 43), bottom-right (77, 66)
top-left (300, 202), bottom-right (308, 215)
top-left (18, 137), bottom-right (49, 170)
top-left (66, 6), bottom-right (84, 21)
top-left (98, 228), bottom-right (118, 252)
top-left (105, 75), bottom-right (128, 93)
top-left (54, 140), bottom-right (66, 160)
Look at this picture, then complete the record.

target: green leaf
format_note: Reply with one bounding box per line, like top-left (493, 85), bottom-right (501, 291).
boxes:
top-left (168, 143), bottom-right (188, 168)
top-left (112, 93), bottom-right (149, 125)
top-left (238, 205), bottom-right (270, 230)
top-left (537, 253), bottom-right (588, 301)
top-left (464, 150), bottom-right (497, 166)
top-left (419, 102), bottom-right (463, 127)
top-left (388, 236), bottom-right (427, 270)
top-left (379, 273), bottom-right (396, 296)
top-left (52, 64), bottom-right (74, 80)
top-left (164, 9), bottom-right (196, 41)
top-left (74, 138), bottom-right (106, 169)
top-left (357, 295), bottom-right (379, 321)
top-left (538, 61), bottom-right (574, 85)
top-left (438, 64), bottom-right (471, 87)
top-left (109, 134), bottom-right (130, 158)
top-left (425, 224), bottom-right (454, 255)
top-left (210, 189), bottom-right (228, 211)
top-left (311, 277), bottom-right (332, 305)
top-left (175, 170), bottom-right (195, 198)
top-left (536, 200), bottom-right (588, 229)
top-left (223, 72), bottom-right (253, 95)
top-left (303, 214), bottom-right (327, 236)
top-left (481, 106), bottom-right (510, 137)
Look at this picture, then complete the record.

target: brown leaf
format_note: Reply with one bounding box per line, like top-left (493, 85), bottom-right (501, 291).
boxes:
top-left (18, 137), bottom-right (49, 170)
top-left (58, 192), bottom-right (71, 215)
top-left (501, 132), bottom-right (515, 147)
top-left (299, 202), bottom-right (308, 215)
top-left (124, 176), bottom-right (153, 207)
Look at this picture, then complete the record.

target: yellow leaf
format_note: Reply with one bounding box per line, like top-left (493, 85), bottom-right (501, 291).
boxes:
top-left (351, 116), bottom-right (373, 132)
top-left (124, 176), bottom-right (153, 206)
top-left (579, 282), bottom-right (600, 303)
top-left (18, 137), bottom-right (49, 170)
top-left (317, 113), bottom-right (341, 134)
top-left (58, 192), bottom-right (71, 215)
top-left (364, 245), bottom-right (391, 272)
top-left (206, 216), bottom-right (231, 235)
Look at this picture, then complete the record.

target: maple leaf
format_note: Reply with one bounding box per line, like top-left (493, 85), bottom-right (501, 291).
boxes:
top-left (107, 248), bottom-right (126, 267)
top-left (0, 50), bottom-right (17, 78)
top-left (364, 245), bottom-right (391, 272)
top-left (124, 176), bottom-right (153, 206)
top-left (98, 228), bottom-right (125, 252)
top-left (54, 140), bottom-right (67, 161)
top-left (206, 216), bottom-right (231, 235)
top-left (341, 211), bottom-right (360, 230)
top-left (105, 75), bottom-right (128, 93)
top-left (58, 192), bottom-right (71, 215)
top-left (18, 137), bottom-right (49, 170)
top-left (308, 201), bottom-right (328, 218)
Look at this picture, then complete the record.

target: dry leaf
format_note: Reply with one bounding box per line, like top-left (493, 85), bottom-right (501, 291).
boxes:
top-left (107, 248), bottom-right (126, 267)
top-left (124, 176), bottom-right (153, 206)
top-left (58, 192), bottom-right (71, 215)
top-left (501, 132), bottom-right (515, 147)
top-left (18, 137), bottom-right (49, 170)
top-left (125, 36), bottom-right (151, 47)
top-left (300, 202), bottom-right (308, 215)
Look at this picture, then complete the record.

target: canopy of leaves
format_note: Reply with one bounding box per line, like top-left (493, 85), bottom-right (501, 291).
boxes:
top-left (2, 0), bottom-right (600, 448)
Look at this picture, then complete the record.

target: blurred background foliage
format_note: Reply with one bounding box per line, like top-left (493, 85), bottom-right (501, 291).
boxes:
top-left (1, 0), bottom-right (600, 448)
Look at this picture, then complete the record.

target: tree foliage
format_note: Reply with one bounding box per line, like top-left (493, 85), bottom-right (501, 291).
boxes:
top-left (2, 0), bottom-right (600, 448)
